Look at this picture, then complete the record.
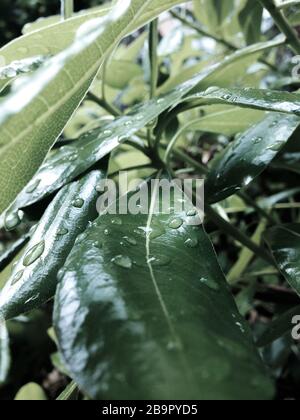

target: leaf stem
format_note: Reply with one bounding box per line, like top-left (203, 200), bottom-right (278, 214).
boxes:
top-left (259, 0), bottom-right (300, 54)
top-left (170, 10), bottom-right (236, 51)
top-left (171, 10), bottom-right (276, 71)
top-left (149, 19), bottom-right (159, 99)
top-left (205, 205), bottom-right (277, 267)
top-left (87, 92), bottom-right (121, 117)
top-left (61, 0), bottom-right (74, 20)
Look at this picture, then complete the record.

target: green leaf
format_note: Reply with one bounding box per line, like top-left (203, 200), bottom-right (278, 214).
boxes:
top-left (14, 383), bottom-right (47, 400)
top-left (54, 179), bottom-right (273, 400)
top-left (187, 105), bottom-right (265, 136)
top-left (0, 233), bottom-right (30, 272)
top-left (206, 114), bottom-right (300, 204)
top-left (265, 224), bottom-right (300, 296)
top-left (105, 60), bottom-right (143, 90)
top-left (194, 0), bottom-right (234, 32)
top-left (0, 169), bottom-right (106, 320)
top-left (186, 87), bottom-right (300, 115)
top-left (239, 0), bottom-right (263, 45)
top-left (0, 0), bottom-right (190, 215)
top-left (0, 321), bottom-right (10, 385)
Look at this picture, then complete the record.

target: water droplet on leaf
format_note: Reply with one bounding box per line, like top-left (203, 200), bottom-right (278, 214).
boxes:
top-left (112, 255), bottom-right (132, 269)
top-left (11, 270), bottom-right (24, 285)
top-left (23, 240), bottom-right (45, 266)
top-left (169, 218), bottom-right (183, 229)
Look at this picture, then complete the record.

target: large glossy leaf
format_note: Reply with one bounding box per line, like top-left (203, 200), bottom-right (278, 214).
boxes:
top-left (0, 169), bottom-right (105, 321)
top-left (0, 0), bottom-right (191, 215)
top-left (265, 224), bottom-right (300, 296)
top-left (206, 114), bottom-right (300, 204)
top-left (186, 87), bottom-right (300, 115)
top-left (54, 180), bottom-right (273, 400)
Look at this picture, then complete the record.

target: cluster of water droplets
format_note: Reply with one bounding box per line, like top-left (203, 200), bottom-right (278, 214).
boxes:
top-left (0, 55), bottom-right (49, 80)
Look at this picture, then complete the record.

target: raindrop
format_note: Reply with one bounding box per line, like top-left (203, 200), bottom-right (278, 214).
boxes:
top-left (200, 277), bottom-right (220, 291)
top-left (150, 255), bottom-right (171, 267)
top-left (111, 217), bottom-right (122, 225)
top-left (136, 114), bottom-right (144, 121)
top-left (184, 238), bottom-right (198, 248)
top-left (103, 129), bottom-right (112, 136)
top-left (23, 240), bottom-right (45, 266)
top-left (156, 98), bottom-right (165, 104)
top-left (56, 227), bottom-right (69, 236)
top-left (112, 255), bottom-right (132, 269)
top-left (124, 120), bottom-right (133, 127)
top-left (253, 137), bottom-right (262, 145)
top-left (26, 179), bottom-right (41, 194)
top-left (169, 218), bottom-right (183, 229)
top-left (204, 86), bottom-right (219, 95)
top-left (11, 270), bottom-right (24, 285)
top-left (236, 322), bottom-right (246, 334)
top-left (72, 198), bottom-right (84, 208)
top-left (68, 153), bottom-right (78, 162)
top-left (222, 93), bottom-right (232, 100)
top-left (104, 229), bottom-right (110, 236)
top-left (123, 236), bottom-right (137, 246)
top-left (166, 341), bottom-right (180, 351)
top-left (267, 141), bottom-right (283, 152)
top-left (118, 135), bottom-right (128, 143)
top-left (186, 209), bottom-right (197, 217)
top-left (4, 212), bottom-right (21, 231)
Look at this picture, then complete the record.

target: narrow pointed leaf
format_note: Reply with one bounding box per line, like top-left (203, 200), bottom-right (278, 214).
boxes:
top-left (54, 181), bottom-right (273, 400)
top-left (265, 224), bottom-right (300, 296)
top-left (0, 169), bottom-right (106, 320)
top-left (206, 114), bottom-right (300, 204)
top-left (186, 87), bottom-right (300, 115)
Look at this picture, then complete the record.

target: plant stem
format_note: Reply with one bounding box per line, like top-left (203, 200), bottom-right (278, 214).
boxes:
top-left (205, 205), bottom-right (277, 267)
top-left (87, 92), bottom-right (121, 117)
top-left (149, 19), bottom-right (159, 99)
top-left (170, 11), bottom-right (236, 51)
top-left (148, 19), bottom-right (160, 151)
top-left (259, 0), bottom-right (300, 54)
top-left (61, 0), bottom-right (74, 20)
top-left (171, 10), bottom-right (276, 71)
top-left (276, 0), bottom-right (300, 9)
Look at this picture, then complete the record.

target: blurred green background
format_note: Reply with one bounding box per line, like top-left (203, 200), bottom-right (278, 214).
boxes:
top-left (0, 0), bottom-right (107, 47)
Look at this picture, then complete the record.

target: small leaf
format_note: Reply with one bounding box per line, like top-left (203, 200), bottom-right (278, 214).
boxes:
top-left (0, 169), bottom-right (106, 320)
top-left (206, 114), bottom-right (300, 204)
top-left (265, 224), bottom-right (300, 296)
top-left (14, 383), bottom-right (47, 400)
